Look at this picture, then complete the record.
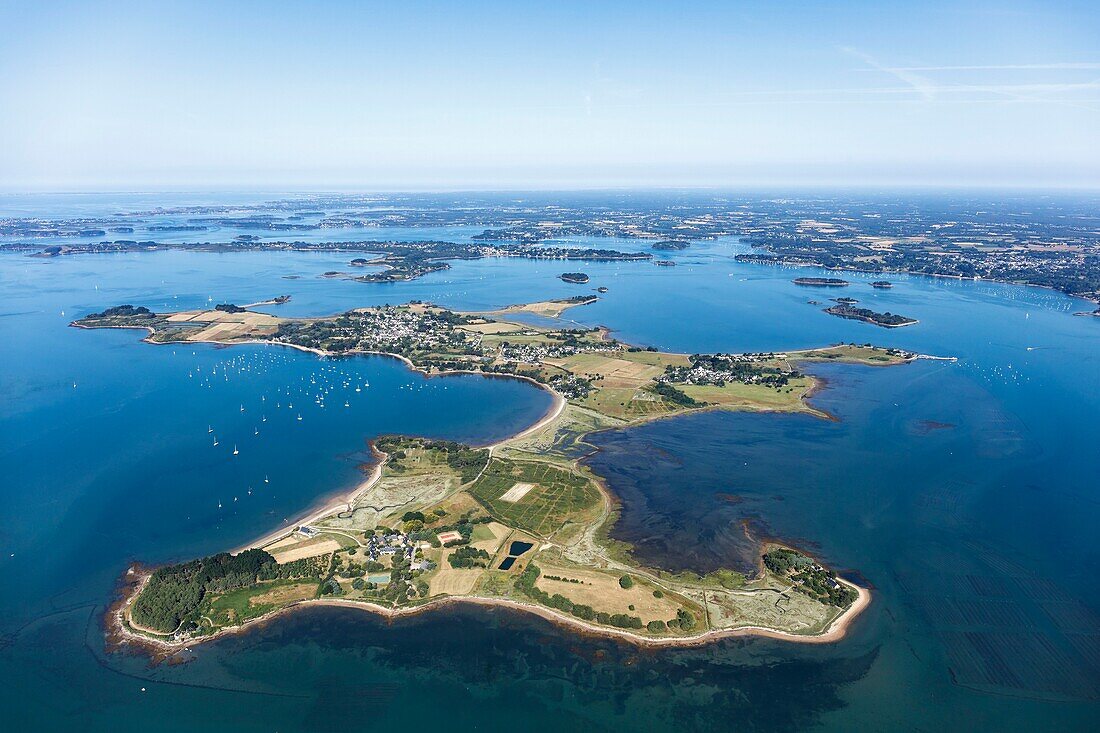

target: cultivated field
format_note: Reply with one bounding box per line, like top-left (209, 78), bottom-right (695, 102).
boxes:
top-left (467, 458), bottom-right (600, 537)
top-left (268, 537), bottom-right (342, 563)
top-left (535, 566), bottom-right (687, 622)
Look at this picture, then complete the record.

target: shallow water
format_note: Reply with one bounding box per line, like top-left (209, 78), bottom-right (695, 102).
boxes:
top-left (0, 193), bottom-right (1097, 731)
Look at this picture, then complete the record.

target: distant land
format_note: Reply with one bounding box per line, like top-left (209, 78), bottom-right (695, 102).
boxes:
top-left (5, 191), bottom-right (1097, 302)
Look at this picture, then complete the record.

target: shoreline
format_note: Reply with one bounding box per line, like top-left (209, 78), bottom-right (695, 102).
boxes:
top-left (108, 565), bottom-right (870, 657)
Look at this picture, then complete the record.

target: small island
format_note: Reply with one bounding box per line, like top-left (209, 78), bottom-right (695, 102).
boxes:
top-left (560, 272), bottom-right (590, 284)
top-left (871, 281), bottom-right (893, 289)
top-left (654, 260), bottom-right (676, 267)
top-left (824, 304), bottom-right (917, 328)
top-left (793, 277), bottom-right (849, 287)
top-left (651, 240), bottom-right (690, 251)
top-left (833, 297), bottom-right (859, 305)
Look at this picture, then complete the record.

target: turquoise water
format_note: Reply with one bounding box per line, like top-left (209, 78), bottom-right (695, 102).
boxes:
top-left (0, 195), bottom-right (1097, 731)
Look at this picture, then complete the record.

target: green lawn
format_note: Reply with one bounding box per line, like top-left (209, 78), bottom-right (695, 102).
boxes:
top-left (202, 579), bottom-right (319, 628)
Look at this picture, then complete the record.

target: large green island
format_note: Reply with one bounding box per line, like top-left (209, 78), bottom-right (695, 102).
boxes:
top-left (73, 297), bottom-right (936, 651)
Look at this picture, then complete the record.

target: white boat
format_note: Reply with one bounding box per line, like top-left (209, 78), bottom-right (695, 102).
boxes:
top-left (297, 414), bottom-right (303, 421)
top-left (213, 437), bottom-right (219, 446)
top-left (208, 425), bottom-right (213, 433)
top-left (232, 445), bottom-right (239, 455)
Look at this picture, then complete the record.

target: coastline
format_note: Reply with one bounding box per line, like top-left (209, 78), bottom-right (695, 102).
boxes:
top-left (108, 566), bottom-right (870, 657)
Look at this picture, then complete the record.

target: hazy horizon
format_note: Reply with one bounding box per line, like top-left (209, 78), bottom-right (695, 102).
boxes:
top-left (2, 1), bottom-right (1098, 190)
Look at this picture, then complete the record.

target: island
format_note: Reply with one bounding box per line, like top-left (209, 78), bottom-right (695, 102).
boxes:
top-left (871, 281), bottom-right (893, 289)
top-left (793, 277), bottom-right (849, 287)
top-left (823, 304), bottom-right (918, 328)
top-left (7, 191), bottom-right (1098, 305)
top-left (654, 260), bottom-right (676, 267)
top-left (560, 272), bottom-right (590, 284)
top-left (72, 300), bottom-right (940, 652)
top-left (651, 240), bottom-right (690, 251)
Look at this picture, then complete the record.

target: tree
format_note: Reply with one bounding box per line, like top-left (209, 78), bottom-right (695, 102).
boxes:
top-left (618, 575), bottom-right (634, 589)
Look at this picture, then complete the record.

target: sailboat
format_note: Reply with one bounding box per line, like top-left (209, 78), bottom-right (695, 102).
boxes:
top-left (208, 425), bottom-right (213, 433)
top-left (232, 445), bottom-right (239, 455)
top-left (261, 415), bottom-right (267, 422)
top-left (254, 427), bottom-right (259, 435)
top-left (297, 413), bottom-right (303, 421)
top-left (213, 436), bottom-right (219, 446)
top-left (264, 475), bottom-right (269, 483)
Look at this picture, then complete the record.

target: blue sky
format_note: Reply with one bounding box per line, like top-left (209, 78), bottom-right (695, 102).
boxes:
top-left (1, 0), bottom-right (1098, 190)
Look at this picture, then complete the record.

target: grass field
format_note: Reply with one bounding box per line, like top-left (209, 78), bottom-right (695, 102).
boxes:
top-left (489, 297), bottom-right (597, 318)
top-left (534, 565), bottom-right (687, 622)
top-left (203, 579), bottom-right (318, 627)
top-left (267, 537), bottom-right (342, 564)
top-left (467, 458), bottom-right (600, 537)
top-left (791, 344), bottom-right (910, 365)
top-left (679, 377), bottom-right (814, 412)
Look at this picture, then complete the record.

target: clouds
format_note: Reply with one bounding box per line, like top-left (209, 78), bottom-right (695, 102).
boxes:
top-left (841, 47), bottom-right (939, 100)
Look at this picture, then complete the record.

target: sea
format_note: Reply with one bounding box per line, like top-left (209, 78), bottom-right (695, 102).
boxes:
top-left (0, 193), bottom-right (1096, 731)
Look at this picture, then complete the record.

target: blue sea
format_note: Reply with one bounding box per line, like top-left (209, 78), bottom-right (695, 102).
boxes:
top-left (0, 193), bottom-right (1097, 731)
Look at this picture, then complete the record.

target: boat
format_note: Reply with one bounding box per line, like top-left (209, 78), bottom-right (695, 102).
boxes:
top-left (297, 414), bottom-right (303, 421)
top-left (213, 437), bottom-right (219, 446)
top-left (208, 425), bottom-right (213, 433)
top-left (232, 445), bottom-right (239, 455)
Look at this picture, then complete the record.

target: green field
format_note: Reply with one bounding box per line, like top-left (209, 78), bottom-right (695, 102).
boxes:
top-left (467, 458), bottom-right (600, 537)
top-left (201, 579), bottom-right (320, 629)
top-left (679, 377), bottom-right (814, 412)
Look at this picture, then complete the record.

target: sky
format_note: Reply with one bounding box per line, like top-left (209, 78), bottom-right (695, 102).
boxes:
top-left (1, 0), bottom-right (1098, 191)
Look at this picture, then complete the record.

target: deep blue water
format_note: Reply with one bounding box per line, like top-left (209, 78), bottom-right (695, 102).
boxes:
top-left (0, 194), bottom-right (1097, 731)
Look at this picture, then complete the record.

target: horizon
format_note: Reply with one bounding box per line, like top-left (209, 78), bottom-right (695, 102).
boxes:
top-left (2, 1), bottom-right (1098, 190)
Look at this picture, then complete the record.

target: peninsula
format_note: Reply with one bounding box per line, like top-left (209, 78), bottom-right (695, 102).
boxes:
top-left (74, 298), bottom-right (926, 652)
